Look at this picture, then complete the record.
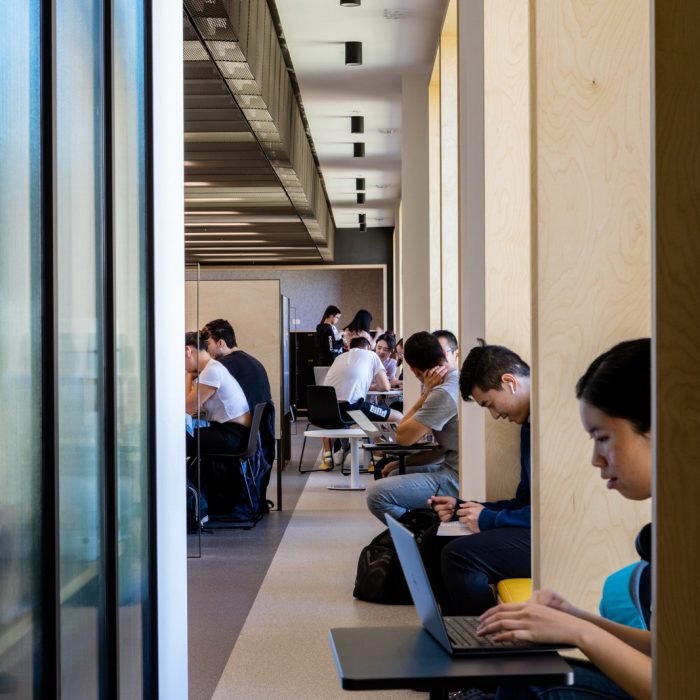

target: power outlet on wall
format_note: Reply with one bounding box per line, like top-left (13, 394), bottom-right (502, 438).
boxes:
top-left (291, 318), bottom-right (301, 325)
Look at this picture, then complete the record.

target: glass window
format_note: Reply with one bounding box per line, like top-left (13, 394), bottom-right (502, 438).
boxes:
top-left (0, 1), bottom-right (42, 696)
top-left (113, 1), bottom-right (150, 696)
top-left (56, 1), bottom-right (106, 695)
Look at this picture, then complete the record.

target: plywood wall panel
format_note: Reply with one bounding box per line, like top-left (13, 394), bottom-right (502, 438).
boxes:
top-left (532, 0), bottom-right (651, 612)
top-left (483, 0), bottom-right (531, 501)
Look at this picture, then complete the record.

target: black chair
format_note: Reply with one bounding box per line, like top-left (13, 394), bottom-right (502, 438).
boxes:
top-left (298, 385), bottom-right (354, 474)
top-left (198, 402), bottom-right (269, 530)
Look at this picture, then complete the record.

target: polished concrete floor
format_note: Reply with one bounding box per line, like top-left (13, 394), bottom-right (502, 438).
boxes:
top-left (187, 422), bottom-right (420, 699)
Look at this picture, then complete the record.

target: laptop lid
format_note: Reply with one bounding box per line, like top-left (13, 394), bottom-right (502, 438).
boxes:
top-left (346, 410), bottom-right (397, 443)
top-left (386, 515), bottom-right (454, 654)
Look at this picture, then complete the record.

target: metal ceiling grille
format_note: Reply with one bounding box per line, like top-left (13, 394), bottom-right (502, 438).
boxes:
top-left (183, 0), bottom-right (335, 264)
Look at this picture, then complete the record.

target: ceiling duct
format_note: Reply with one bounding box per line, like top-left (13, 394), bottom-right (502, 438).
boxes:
top-left (184, 0), bottom-right (335, 259)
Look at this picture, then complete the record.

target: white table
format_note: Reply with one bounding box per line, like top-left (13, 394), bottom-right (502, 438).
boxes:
top-left (366, 390), bottom-right (403, 398)
top-left (303, 428), bottom-right (366, 491)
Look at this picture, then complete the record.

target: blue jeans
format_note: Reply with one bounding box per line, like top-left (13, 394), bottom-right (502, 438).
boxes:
top-left (495, 661), bottom-right (633, 700)
top-left (365, 465), bottom-right (459, 523)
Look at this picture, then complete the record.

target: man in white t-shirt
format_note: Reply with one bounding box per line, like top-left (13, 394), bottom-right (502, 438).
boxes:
top-left (185, 331), bottom-right (252, 518)
top-left (324, 337), bottom-right (403, 422)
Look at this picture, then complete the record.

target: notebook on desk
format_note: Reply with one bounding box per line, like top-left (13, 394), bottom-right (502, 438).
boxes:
top-left (386, 515), bottom-right (573, 657)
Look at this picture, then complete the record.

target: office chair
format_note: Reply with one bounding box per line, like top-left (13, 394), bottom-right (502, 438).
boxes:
top-left (198, 402), bottom-right (269, 530)
top-left (298, 385), bottom-right (354, 474)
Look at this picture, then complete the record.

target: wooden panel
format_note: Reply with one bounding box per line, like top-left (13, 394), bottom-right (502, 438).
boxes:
top-left (184, 279), bottom-right (282, 436)
top-left (440, 3), bottom-right (459, 335)
top-left (654, 0), bottom-right (700, 694)
top-left (532, 0), bottom-right (651, 612)
top-left (429, 53), bottom-right (442, 330)
top-left (483, 0), bottom-right (531, 500)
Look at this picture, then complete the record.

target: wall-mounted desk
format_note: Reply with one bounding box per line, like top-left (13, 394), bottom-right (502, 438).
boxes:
top-left (329, 625), bottom-right (573, 700)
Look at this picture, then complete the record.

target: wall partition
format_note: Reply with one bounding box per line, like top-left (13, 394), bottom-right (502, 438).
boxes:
top-left (0, 0), bottom-right (170, 696)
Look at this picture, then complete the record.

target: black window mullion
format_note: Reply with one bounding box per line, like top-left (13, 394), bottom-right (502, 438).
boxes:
top-left (143, 0), bottom-right (159, 694)
top-left (100, 0), bottom-right (119, 697)
top-left (38, 0), bottom-right (60, 696)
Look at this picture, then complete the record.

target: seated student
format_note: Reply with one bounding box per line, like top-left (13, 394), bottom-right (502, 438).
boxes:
top-left (480, 339), bottom-right (652, 700)
top-left (202, 318), bottom-right (275, 467)
top-left (428, 340), bottom-right (532, 615)
top-left (373, 332), bottom-right (398, 382)
top-left (432, 329), bottom-right (459, 370)
top-left (343, 309), bottom-right (381, 350)
top-left (365, 331), bottom-right (461, 523)
top-left (391, 337), bottom-right (404, 389)
top-left (324, 336), bottom-right (402, 423)
top-left (185, 331), bottom-right (251, 515)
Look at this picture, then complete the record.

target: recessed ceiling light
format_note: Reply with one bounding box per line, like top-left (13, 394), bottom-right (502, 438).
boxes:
top-left (345, 41), bottom-right (362, 66)
top-left (351, 116), bottom-right (365, 134)
top-left (353, 142), bottom-right (365, 157)
top-left (340, 0), bottom-right (361, 6)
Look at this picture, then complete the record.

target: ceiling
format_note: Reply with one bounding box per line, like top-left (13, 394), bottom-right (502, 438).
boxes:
top-left (183, 0), bottom-right (448, 264)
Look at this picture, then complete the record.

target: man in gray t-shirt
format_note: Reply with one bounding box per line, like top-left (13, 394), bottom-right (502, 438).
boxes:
top-left (366, 331), bottom-right (460, 523)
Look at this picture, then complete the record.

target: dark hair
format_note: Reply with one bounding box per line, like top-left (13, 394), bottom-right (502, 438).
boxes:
top-left (403, 331), bottom-right (447, 371)
top-left (459, 338), bottom-right (530, 401)
top-left (349, 336), bottom-right (371, 350)
top-left (432, 329), bottom-right (458, 352)
top-left (376, 332), bottom-right (396, 352)
top-left (203, 318), bottom-right (237, 349)
top-left (576, 338), bottom-right (651, 434)
top-left (185, 330), bottom-right (209, 352)
top-left (345, 309), bottom-right (373, 333)
top-left (320, 305), bottom-right (341, 324)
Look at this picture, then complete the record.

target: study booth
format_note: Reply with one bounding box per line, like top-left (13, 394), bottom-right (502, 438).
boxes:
top-left (185, 270), bottom-right (292, 546)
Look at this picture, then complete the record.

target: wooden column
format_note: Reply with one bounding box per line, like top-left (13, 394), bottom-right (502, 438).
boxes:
top-left (531, 0), bottom-right (651, 610)
top-left (653, 0), bottom-right (700, 694)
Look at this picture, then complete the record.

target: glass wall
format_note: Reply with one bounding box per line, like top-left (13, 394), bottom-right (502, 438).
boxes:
top-left (0, 1), bottom-right (42, 696)
top-left (0, 0), bottom-right (155, 696)
top-left (113, 0), bottom-right (150, 695)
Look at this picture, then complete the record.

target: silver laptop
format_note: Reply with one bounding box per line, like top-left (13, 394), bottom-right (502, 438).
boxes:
top-left (346, 410), bottom-right (400, 444)
top-left (386, 515), bottom-right (571, 656)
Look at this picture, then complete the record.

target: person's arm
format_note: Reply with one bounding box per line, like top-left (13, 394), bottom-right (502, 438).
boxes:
top-left (478, 598), bottom-right (651, 700)
top-left (372, 368), bottom-right (391, 392)
top-left (185, 381), bottom-right (216, 415)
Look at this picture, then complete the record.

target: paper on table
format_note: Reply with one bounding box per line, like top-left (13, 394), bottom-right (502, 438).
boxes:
top-left (436, 521), bottom-right (474, 537)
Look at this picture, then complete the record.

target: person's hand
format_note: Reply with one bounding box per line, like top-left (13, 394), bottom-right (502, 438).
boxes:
top-left (422, 365), bottom-right (449, 392)
top-left (477, 600), bottom-right (587, 647)
top-left (529, 588), bottom-right (576, 616)
top-left (456, 502), bottom-right (484, 532)
top-left (428, 495), bottom-right (457, 522)
top-left (381, 460), bottom-right (398, 477)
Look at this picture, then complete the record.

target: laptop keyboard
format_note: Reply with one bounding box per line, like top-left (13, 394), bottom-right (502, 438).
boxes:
top-left (445, 616), bottom-right (531, 650)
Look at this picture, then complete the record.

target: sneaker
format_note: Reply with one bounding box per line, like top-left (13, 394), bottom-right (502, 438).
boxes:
top-left (333, 448), bottom-right (346, 467)
top-left (321, 450), bottom-right (333, 469)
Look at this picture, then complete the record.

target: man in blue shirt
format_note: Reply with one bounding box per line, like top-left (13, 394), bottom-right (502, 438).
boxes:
top-left (428, 340), bottom-right (531, 615)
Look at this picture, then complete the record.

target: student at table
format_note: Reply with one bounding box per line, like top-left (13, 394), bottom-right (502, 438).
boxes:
top-left (344, 309), bottom-right (380, 350)
top-left (432, 329), bottom-right (459, 370)
top-left (480, 339), bottom-right (652, 700)
top-left (185, 331), bottom-right (251, 515)
top-left (427, 340), bottom-right (532, 615)
top-left (373, 332), bottom-right (398, 383)
top-left (365, 331), bottom-right (461, 522)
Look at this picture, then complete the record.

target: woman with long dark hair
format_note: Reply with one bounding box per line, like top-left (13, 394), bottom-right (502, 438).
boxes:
top-left (480, 339), bottom-right (652, 700)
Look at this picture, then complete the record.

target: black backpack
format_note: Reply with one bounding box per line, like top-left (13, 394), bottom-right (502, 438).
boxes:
top-left (353, 508), bottom-right (439, 605)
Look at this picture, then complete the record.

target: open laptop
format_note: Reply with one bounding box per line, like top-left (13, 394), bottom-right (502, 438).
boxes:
top-left (386, 515), bottom-right (572, 656)
top-left (347, 410), bottom-right (436, 452)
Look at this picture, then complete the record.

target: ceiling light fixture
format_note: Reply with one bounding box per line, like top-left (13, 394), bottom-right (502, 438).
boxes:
top-left (353, 142), bottom-right (365, 157)
top-left (351, 116), bottom-right (364, 133)
top-left (357, 192), bottom-right (365, 204)
top-left (345, 41), bottom-right (362, 66)
top-left (356, 177), bottom-right (365, 191)
top-left (340, 0), bottom-right (361, 6)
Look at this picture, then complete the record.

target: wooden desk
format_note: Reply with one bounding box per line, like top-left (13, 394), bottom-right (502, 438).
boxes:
top-left (329, 626), bottom-right (573, 700)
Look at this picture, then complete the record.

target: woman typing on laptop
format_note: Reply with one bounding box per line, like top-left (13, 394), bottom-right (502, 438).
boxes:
top-left (478, 339), bottom-right (652, 700)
